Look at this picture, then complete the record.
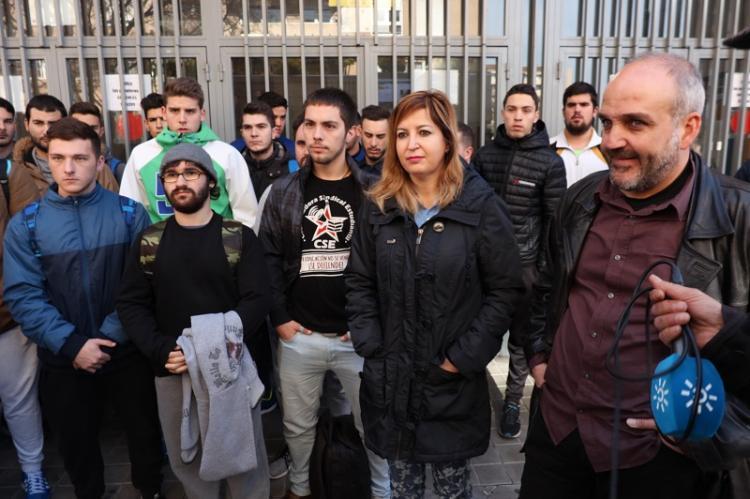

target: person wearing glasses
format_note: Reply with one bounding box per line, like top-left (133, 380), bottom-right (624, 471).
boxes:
top-left (118, 143), bottom-right (272, 499)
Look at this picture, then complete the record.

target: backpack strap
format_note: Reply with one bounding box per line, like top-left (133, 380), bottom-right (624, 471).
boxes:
top-left (22, 202), bottom-right (41, 258)
top-left (220, 219), bottom-right (244, 272)
top-left (139, 220), bottom-right (168, 278)
top-left (1, 159), bottom-right (11, 210)
top-left (139, 219), bottom-right (243, 280)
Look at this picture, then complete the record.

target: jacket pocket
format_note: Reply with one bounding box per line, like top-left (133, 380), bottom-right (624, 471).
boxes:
top-left (421, 364), bottom-right (478, 421)
top-left (360, 357), bottom-right (386, 408)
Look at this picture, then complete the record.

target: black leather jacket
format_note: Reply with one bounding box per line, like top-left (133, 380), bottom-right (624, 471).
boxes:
top-left (525, 152), bottom-right (750, 361)
top-left (473, 121), bottom-right (566, 267)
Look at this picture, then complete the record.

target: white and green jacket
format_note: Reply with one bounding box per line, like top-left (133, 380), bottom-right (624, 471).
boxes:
top-left (120, 124), bottom-right (258, 228)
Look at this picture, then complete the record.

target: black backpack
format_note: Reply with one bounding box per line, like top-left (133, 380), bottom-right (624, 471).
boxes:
top-left (309, 409), bottom-right (371, 499)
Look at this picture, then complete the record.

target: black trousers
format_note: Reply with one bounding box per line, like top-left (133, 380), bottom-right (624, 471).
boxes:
top-left (520, 409), bottom-right (719, 499)
top-left (39, 356), bottom-right (163, 499)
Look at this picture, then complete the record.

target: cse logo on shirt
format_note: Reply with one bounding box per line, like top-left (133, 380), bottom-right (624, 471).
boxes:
top-left (302, 195), bottom-right (355, 249)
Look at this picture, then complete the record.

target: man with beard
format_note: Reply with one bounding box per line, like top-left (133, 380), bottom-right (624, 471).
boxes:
top-left (520, 52), bottom-right (750, 498)
top-left (473, 84), bottom-right (566, 440)
top-left (240, 101), bottom-right (291, 200)
top-left (14, 95), bottom-right (118, 195)
top-left (550, 82), bottom-right (608, 187)
top-left (0, 97), bottom-right (17, 161)
top-left (359, 105), bottom-right (389, 176)
top-left (260, 88), bottom-right (390, 499)
top-left (4, 118), bottom-right (164, 499)
top-left (117, 143), bottom-right (272, 499)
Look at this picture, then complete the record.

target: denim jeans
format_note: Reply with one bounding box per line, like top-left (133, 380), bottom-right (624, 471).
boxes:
top-left (278, 331), bottom-right (391, 498)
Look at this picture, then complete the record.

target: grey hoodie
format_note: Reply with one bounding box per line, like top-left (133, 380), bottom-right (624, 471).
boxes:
top-left (176, 311), bottom-right (265, 481)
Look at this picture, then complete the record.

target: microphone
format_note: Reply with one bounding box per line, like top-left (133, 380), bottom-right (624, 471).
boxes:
top-left (649, 267), bottom-right (725, 441)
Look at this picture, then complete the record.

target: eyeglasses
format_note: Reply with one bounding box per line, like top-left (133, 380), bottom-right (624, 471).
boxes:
top-left (161, 168), bottom-right (204, 183)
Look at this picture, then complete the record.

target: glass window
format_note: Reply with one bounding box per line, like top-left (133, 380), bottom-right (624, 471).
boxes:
top-left (2, 0), bottom-right (18, 37)
top-left (230, 56), bottom-right (357, 138)
top-left (377, 55), bottom-right (410, 110)
top-left (484, 0), bottom-right (504, 37)
top-left (0, 60), bottom-right (27, 115)
top-left (563, 57), bottom-right (582, 87)
top-left (24, 0), bottom-right (77, 36)
top-left (483, 57), bottom-right (498, 145)
top-left (561, 0), bottom-right (582, 37)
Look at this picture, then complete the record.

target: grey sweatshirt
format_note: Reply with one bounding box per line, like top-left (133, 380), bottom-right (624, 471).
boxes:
top-left (176, 311), bottom-right (265, 481)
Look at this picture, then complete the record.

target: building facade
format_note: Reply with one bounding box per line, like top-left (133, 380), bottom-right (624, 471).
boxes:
top-left (0, 0), bottom-right (748, 174)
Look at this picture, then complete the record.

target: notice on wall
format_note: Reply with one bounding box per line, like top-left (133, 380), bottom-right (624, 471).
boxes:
top-left (731, 73), bottom-right (750, 109)
top-left (105, 74), bottom-right (152, 112)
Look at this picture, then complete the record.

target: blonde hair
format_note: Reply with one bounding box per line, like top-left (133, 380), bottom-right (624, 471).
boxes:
top-left (369, 91), bottom-right (464, 214)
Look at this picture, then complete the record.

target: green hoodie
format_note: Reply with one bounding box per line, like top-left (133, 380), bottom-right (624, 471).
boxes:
top-left (140, 124), bottom-right (233, 222)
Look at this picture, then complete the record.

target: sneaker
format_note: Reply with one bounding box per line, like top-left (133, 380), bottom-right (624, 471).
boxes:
top-left (498, 401), bottom-right (521, 439)
top-left (21, 471), bottom-right (51, 499)
top-left (269, 451), bottom-right (290, 480)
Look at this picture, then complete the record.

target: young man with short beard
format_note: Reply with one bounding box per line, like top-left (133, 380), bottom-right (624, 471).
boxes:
top-left (4, 117), bottom-right (163, 499)
top-left (117, 143), bottom-right (272, 499)
top-left (13, 95), bottom-right (118, 195)
top-left (0, 97), bottom-right (17, 161)
top-left (550, 81), bottom-right (608, 187)
top-left (360, 105), bottom-right (390, 176)
top-left (260, 88), bottom-right (390, 499)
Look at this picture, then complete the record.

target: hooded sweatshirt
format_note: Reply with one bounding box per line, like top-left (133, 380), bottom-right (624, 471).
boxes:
top-left (120, 124), bottom-right (258, 228)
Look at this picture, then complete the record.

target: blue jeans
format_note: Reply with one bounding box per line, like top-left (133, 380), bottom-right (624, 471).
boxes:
top-left (278, 331), bottom-right (391, 498)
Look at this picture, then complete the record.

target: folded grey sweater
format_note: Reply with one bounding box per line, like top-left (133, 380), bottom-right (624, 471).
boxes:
top-left (176, 311), bottom-right (265, 481)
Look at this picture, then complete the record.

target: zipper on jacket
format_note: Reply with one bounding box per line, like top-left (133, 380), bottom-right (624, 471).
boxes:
top-left (415, 228), bottom-right (424, 256)
top-left (73, 198), bottom-right (98, 344)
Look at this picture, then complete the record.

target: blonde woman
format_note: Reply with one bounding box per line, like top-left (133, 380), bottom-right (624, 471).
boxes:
top-left (346, 90), bottom-right (525, 498)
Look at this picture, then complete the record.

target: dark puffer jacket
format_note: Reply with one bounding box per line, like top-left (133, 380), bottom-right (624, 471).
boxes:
top-left (473, 121), bottom-right (566, 266)
top-left (345, 168), bottom-right (524, 462)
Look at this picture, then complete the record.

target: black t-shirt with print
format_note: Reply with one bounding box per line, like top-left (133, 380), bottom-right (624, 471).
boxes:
top-left (288, 172), bottom-right (360, 334)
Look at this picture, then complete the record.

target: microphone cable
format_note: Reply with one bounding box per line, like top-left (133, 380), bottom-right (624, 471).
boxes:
top-left (603, 259), bottom-right (703, 499)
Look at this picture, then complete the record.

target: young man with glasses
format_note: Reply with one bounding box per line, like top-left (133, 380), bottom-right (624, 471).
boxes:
top-left (118, 143), bottom-right (272, 499)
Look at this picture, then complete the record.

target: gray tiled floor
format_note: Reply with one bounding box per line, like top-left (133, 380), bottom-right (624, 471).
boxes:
top-left (0, 352), bottom-right (531, 499)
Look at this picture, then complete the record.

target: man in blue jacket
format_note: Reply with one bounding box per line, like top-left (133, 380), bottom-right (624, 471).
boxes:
top-left (4, 118), bottom-right (164, 499)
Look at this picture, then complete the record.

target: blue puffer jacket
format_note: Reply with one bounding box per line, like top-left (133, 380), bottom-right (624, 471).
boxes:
top-left (3, 184), bottom-right (150, 370)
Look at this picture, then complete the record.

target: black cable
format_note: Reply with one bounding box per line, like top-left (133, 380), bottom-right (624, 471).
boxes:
top-left (604, 260), bottom-right (703, 499)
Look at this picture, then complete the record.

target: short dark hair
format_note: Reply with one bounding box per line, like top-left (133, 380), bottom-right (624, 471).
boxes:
top-left (241, 101), bottom-right (275, 128)
top-left (25, 94), bottom-right (67, 120)
top-left (303, 88), bottom-right (357, 130)
top-left (257, 91), bottom-right (288, 109)
top-left (503, 84), bottom-right (539, 109)
top-left (0, 97), bottom-right (14, 116)
top-left (291, 113), bottom-right (305, 137)
top-left (46, 117), bottom-right (101, 157)
top-left (457, 122), bottom-right (474, 148)
top-left (69, 101), bottom-right (102, 123)
top-left (352, 112), bottom-right (362, 126)
top-left (361, 105), bottom-right (390, 123)
top-left (164, 77), bottom-right (204, 108)
top-left (141, 92), bottom-right (164, 114)
top-left (562, 81), bottom-right (598, 108)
